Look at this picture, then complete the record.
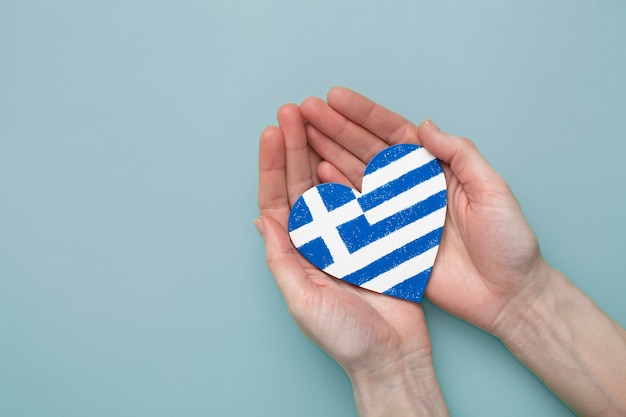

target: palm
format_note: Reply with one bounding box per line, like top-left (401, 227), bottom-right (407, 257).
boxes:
top-left (299, 87), bottom-right (546, 334)
top-left (424, 168), bottom-right (541, 332)
top-left (289, 253), bottom-right (429, 370)
top-left (258, 103), bottom-right (431, 374)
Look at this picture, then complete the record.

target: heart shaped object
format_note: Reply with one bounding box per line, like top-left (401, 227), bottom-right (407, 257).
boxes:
top-left (288, 144), bottom-right (447, 303)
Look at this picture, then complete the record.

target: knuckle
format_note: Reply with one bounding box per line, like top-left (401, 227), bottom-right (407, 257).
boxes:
top-left (457, 136), bottom-right (478, 151)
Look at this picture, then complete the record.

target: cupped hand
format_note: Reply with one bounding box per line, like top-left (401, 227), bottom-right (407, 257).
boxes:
top-left (299, 87), bottom-right (550, 337)
top-left (257, 103), bottom-right (434, 376)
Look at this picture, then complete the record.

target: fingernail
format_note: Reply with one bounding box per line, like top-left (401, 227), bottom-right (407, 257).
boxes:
top-left (424, 119), bottom-right (441, 132)
top-left (254, 217), bottom-right (266, 237)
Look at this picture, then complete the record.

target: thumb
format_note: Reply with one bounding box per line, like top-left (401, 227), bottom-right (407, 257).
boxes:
top-left (417, 120), bottom-right (503, 193)
top-left (255, 216), bottom-right (310, 300)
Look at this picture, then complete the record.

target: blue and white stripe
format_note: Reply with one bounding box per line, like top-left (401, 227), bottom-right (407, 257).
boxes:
top-left (288, 144), bottom-right (447, 302)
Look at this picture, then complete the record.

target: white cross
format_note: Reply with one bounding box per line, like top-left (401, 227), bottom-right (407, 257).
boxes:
top-left (289, 187), bottom-right (362, 265)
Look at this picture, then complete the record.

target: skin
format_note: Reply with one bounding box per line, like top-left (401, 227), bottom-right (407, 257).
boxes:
top-left (299, 89), bottom-right (545, 338)
top-left (257, 104), bottom-right (449, 416)
top-left (257, 88), bottom-right (626, 416)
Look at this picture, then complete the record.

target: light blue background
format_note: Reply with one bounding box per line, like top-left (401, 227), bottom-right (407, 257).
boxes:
top-left (1, 1), bottom-right (625, 416)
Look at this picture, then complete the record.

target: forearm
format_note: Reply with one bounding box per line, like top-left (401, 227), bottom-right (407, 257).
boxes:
top-left (497, 267), bottom-right (626, 416)
top-left (348, 358), bottom-right (449, 417)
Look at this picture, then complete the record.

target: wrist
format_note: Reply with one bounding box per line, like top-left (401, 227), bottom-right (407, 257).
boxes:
top-left (347, 354), bottom-right (449, 417)
top-left (494, 265), bottom-right (568, 353)
top-left (489, 259), bottom-right (556, 344)
top-left (492, 267), bottom-right (626, 416)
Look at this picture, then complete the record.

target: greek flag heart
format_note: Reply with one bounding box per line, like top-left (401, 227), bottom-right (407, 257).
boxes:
top-left (288, 144), bottom-right (447, 303)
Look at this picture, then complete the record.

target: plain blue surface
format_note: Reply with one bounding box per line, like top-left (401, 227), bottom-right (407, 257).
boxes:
top-left (1, 1), bottom-right (625, 416)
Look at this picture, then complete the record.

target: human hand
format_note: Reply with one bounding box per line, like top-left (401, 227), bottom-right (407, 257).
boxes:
top-left (298, 88), bottom-right (626, 416)
top-left (257, 103), bottom-right (448, 416)
top-left (299, 87), bottom-right (550, 340)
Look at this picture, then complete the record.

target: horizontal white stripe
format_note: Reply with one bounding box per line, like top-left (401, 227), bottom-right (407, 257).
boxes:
top-left (323, 206), bottom-right (446, 278)
top-left (362, 147), bottom-right (436, 192)
top-left (360, 246), bottom-right (439, 293)
top-left (363, 172), bottom-right (446, 224)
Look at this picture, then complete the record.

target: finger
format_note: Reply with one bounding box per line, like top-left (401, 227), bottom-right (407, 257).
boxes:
top-left (300, 96), bottom-right (385, 164)
top-left (255, 216), bottom-right (313, 301)
top-left (316, 161), bottom-right (357, 190)
top-left (308, 144), bottom-right (322, 186)
top-left (326, 86), bottom-right (421, 146)
top-left (277, 104), bottom-right (315, 206)
top-left (306, 123), bottom-right (367, 190)
top-left (258, 126), bottom-right (290, 224)
top-left (417, 120), bottom-right (504, 196)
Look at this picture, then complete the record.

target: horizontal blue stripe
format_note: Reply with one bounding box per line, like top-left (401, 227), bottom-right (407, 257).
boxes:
top-left (359, 158), bottom-right (443, 212)
top-left (338, 190), bottom-right (447, 253)
top-left (383, 267), bottom-right (431, 302)
top-left (340, 227), bottom-right (443, 287)
top-left (364, 144), bottom-right (421, 174)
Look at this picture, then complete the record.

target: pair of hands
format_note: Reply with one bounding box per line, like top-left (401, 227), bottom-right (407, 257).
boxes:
top-left (256, 87), bottom-right (549, 379)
